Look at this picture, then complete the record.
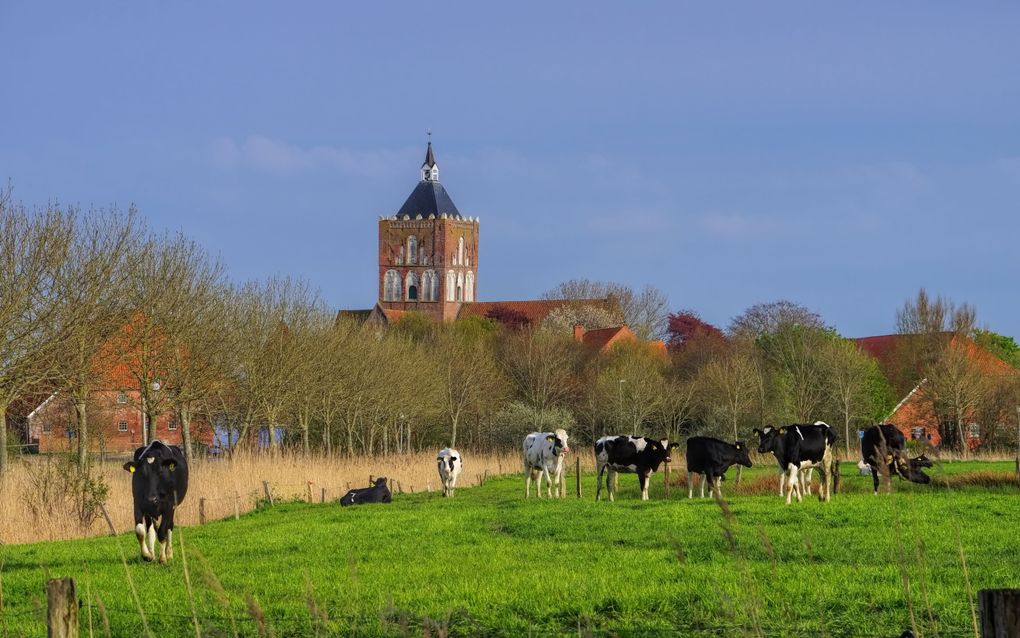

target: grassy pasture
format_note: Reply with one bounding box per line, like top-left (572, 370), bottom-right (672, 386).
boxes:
top-left (0, 460), bottom-right (1018, 637)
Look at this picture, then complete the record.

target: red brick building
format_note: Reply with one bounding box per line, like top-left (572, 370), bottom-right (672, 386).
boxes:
top-left (855, 333), bottom-right (1015, 448)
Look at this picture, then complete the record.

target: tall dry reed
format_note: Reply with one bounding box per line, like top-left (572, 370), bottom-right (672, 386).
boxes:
top-left (0, 450), bottom-right (523, 544)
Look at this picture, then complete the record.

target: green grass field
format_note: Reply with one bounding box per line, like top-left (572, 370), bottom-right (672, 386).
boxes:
top-left (1, 460), bottom-right (1018, 637)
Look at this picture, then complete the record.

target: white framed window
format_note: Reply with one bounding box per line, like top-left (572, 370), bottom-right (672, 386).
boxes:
top-left (407, 236), bottom-right (418, 265)
top-left (457, 237), bottom-right (464, 266)
top-left (422, 270), bottom-right (438, 302)
top-left (456, 272), bottom-right (464, 302)
top-left (446, 270), bottom-right (456, 302)
top-left (168, 419), bottom-right (178, 431)
top-left (117, 392), bottom-right (128, 404)
top-left (42, 422), bottom-right (53, 434)
top-left (384, 270), bottom-right (401, 301)
top-left (405, 271), bottom-right (420, 301)
top-left (465, 271), bottom-right (475, 302)
top-left (118, 421), bottom-right (128, 432)
top-left (968, 423), bottom-right (980, 438)
top-left (910, 427), bottom-right (925, 440)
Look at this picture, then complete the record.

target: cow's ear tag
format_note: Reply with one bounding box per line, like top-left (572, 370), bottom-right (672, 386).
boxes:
top-left (129, 466), bottom-right (136, 473)
top-left (167, 462), bottom-right (176, 471)
top-left (779, 428), bottom-right (786, 434)
top-left (545, 435), bottom-right (555, 442)
top-left (735, 444), bottom-right (741, 450)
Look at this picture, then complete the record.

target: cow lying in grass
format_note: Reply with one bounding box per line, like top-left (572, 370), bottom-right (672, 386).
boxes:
top-left (340, 478), bottom-right (392, 506)
top-left (861, 424), bottom-right (932, 494)
top-left (123, 441), bottom-right (188, 564)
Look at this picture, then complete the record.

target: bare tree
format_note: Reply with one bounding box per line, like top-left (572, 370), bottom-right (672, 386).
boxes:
top-left (431, 327), bottom-right (507, 447)
top-left (823, 338), bottom-right (886, 457)
top-left (925, 342), bottom-right (989, 455)
top-left (0, 194), bottom-right (75, 479)
top-left (541, 303), bottom-right (622, 335)
top-left (728, 300), bottom-right (825, 338)
top-left (543, 279), bottom-right (670, 340)
top-left (51, 206), bottom-right (141, 466)
top-left (696, 348), bottom-right (758, 441)
top-left (497, 329), bottom-right (580, 417)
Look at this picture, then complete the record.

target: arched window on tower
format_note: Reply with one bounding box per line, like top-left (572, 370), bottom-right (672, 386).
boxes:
top-left (407, 236), bottom-right (418, 265)
top-left (384, 270), bottom-right (401, 301)
top-left (465, 271), bottom-right (475, 302)
top-left (456, 272), bottom-right (464, 302)
top-left (422, 270), bottom-right (438, 301)
top-left (446, 270), bottom-right (456, 302)
top-left (457, 237), bottom-right (464, 267)
top-left (405, 271), bottom-right (420, 301)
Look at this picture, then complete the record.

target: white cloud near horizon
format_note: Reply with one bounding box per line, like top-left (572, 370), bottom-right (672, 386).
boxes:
top-left (209, 135), bottom-right (419, 178)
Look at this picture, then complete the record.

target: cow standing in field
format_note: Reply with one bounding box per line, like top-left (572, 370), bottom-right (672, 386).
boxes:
top-left (685, 437), bottom-right (753, 499)
top-left (123, 441), bottom-right (189, 564)
top-left (340, 477), bottom-right (392, 506)
top-left (594, 436), bottom-right (678, 501)
top-left (861, 424), bottom-right (933, 495)
top-left (523, 429), bottom-right (569, 498)
top-left (754, 422), bottom-right (837, 504)
top-left (436, 448), bottom-right (463, 497)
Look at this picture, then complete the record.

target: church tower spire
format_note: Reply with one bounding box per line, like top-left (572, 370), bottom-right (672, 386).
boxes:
top-left (421, 132), bottom-right (439, 182)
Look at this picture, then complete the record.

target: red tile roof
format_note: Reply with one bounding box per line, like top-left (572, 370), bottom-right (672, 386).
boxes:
top-left (457, 298), bottom-right (610, 325)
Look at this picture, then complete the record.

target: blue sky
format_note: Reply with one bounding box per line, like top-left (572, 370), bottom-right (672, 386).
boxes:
top-left (2, 2), bottom-right (1019, 337)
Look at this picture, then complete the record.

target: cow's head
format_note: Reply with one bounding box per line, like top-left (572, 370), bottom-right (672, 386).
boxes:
top-left (732, 441), bottom-right (753, 468)
top-left (549, 429), bottom-right (569, 454)
top-left (753, 426), bottom-right (783, 454)
top-left (642, 439), bottom-right (676, 469)
top-left (910, 454), bottom-right (933, 469)
top-left (374, 477), bottom-right (388, 487)
top-left (123, 441), bottom-right (181, 507)
top-left (544, 433), bottom-right (567, 457)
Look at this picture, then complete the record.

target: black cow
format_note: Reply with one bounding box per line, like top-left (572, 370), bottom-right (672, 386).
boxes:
top-left (123, 441), bottom-right (188, 563)
top-left (340, 477), bottom-right (392, 506)
top-left (861, 424), bottom-right (932, 494)
top-left (685, 437), bottom-right (753, 499)
top-left (754, 422), bottom-right (837, 504)
top-left (594, 435), bottom-right (678, 501)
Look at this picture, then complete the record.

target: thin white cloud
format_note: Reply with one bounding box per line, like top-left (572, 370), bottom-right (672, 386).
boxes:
top-left (209, 135), bottom-right (418, 178)
top-left (697, 211), bottom-right (782, 238)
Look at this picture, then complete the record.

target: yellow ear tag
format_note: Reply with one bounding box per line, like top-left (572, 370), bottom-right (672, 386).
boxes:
top-left (168, 462), bottom-right (175, 471)
top-left (735, 444), bottom-right (741, 449)
top-left (129, 466), bottom-right (135, 473)
top-left (779, 428), bottom-right (786, 434)
top-left (545, 435), bottom-right (555, 443)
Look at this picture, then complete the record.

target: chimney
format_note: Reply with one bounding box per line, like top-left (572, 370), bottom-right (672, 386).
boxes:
top-left (573, 324), bottom-right (585, 342)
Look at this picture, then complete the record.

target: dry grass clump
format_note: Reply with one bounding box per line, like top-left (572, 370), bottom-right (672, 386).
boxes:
top-left (0, 450), bottom-right (520, 544)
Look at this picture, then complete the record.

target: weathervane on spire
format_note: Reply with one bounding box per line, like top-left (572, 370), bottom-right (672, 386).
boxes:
top-left (422, 130), bottom-right (438, 181)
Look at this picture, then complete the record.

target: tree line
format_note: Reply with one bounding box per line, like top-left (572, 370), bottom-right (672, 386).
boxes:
top-left (2, 191), bottom-right (1019, 480)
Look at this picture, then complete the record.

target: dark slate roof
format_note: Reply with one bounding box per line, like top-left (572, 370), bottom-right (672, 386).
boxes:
top-left (424, 142), bottom-right (436, 167)
top-left (396, 180), bottom-right (461, 218)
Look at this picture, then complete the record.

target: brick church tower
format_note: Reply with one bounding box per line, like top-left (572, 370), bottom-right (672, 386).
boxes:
top-left (378, 141), bottom-right (479, 321)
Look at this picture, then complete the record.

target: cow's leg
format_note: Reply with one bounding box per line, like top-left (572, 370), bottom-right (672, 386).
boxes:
top-left (144, 516), bottom-right (158, 559)
top-left (714, 475), bottom-right (722, 499)
top-left (699, 473), bottom-right (706, 498)
top-left (777, 468), bottom-right (786, 497)
top-left (607, 469), bottom-right (616, 502)
top-left (784, 465), bottom-right (797, 505)
top-left (157, 509), bottom-right (174, 564)
top-left (638, 471), bottom-right (648, 501)
top-left (820, 448), bottom-right (833, 502)
top-left (687, 472), bottom-right (694, 499)
top-left (134, 508), bottom-right (153, 562)
top-left (525, 468), bottom-right (532, 498)
top-left (871, 463), bottom-right (880, 495)
top-left (596, 463), bottom-right (606, 501)
top-left (802, 467), bottom-right (814, 495)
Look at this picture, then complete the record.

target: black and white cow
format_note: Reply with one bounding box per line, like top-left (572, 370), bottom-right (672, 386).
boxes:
top-left (754, 422), bottom-right (837, 504)
top-left (340, 477), bottom-right (392, 506)
top-left (123, 441), bottom-right (188, 564)
top-left (861, 424), bottom-right (932, 495)
top-left (436, 448), bottom-right (463, 497)
top-left (685, 437), bottom-right (753, 499)
top-left (594, 435), bottom-right (678, 501)
top-left (523, 429), bottom-right (569, 498)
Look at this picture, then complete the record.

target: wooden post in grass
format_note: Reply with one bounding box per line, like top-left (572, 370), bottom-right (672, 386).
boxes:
top-left (98, 503), bottom-right (116, 537)
top-left (321, 487), bottom-right (326, 503)
top-left (46, 577), bottom-right (78, 638)
top-left (575, 457), bottom-right (581, 498)
top-left (233, 492), bottom-right (240, 521)
top-left (978, 588), bottom-right (1020, 637)
top-left (833, 462), bottom-right (841, 494)
top-left (199, 498), bottom-right (206, 525)
top-left (306, 482), bottom-right (313, 503)
top-left (262, 481), bottom-right (274, 506)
